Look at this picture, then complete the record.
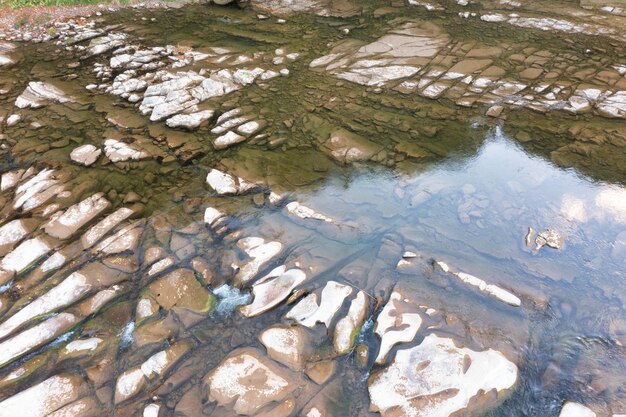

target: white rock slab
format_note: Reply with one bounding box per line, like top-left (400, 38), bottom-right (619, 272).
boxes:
top-left (368, 334), bottom-right (518, 417)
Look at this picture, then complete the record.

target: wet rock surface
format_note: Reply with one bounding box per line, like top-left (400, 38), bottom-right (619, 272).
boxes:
top-left (0, 0), bottom-right (625, 416)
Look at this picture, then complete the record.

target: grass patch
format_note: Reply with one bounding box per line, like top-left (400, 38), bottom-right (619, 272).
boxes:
top-left (8, 0), bottom-right (113, 8)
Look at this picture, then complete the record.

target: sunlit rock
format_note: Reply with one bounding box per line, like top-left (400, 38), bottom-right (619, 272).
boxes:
top-left (0, 219), bottom-right (37, 256)
top-left (94, 221), bottom-right (144, 254)
top-left (15, 81), bottom-right (74, 109)
top-left (104, 139), bottom-right (151, 163)
top-left (214, 130), bottom-right (246, 150)
top-left (239, 266), bottom-right (306, 317)
top-left (206, 168), bottom-right (259, 195)
top-left (80, 207), bottom-right (134, 249)
top-left (88, 32), bottom-right (127, 56)
top-left (558, 402), bottom-right (597, 417)
top-left (0, 236), bottom-right (53, 280)
top-left (259, 325), bottom-right (309, 370)
top-left (166, 110), bottom-right (214, 129)
top-left (235, 237), bottom-right (283, 283)
top-left (44, 193), bottom-right (111, 240)
top-left (0, 313), bottom-right (77, 368)
top-left (70, 144), bottom-right (102, 166)
top-left (115, 342), bottom-right (191, 403)
top-left (288, 281), bottom-right (352, 328)
top-left (204, 347), bottom-right (299, 415)
top-left (368, 334), bottom-right (518, 417)
top-left (334, 291), bottom-right (368, 355)
top-left (12, 168), bottom-right (64, 211)
top-left (0, 374), bottom-right (88, 417)
top-left (0, 263), bottom-right (125, 339)
top-left (204, 207), bottom-right (225, 227)
top-left (374, 290), bottom-right (422, 364)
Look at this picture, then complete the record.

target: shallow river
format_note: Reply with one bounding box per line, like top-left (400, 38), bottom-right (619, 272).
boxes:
top-left (0, 0), bottom-right (625, 416)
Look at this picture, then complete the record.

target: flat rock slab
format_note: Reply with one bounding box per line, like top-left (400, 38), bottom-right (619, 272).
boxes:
top-left (204, 347), bottom-right (299, 415)
top-left (368, 333), bottom-right (518, 417)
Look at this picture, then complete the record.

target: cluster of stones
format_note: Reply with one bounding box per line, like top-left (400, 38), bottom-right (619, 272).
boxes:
top-left (311, 20), bottom-right (626, 119)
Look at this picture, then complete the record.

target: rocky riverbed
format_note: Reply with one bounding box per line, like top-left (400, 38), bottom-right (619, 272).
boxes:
top-left (0, 0), bottom-right (625, 416)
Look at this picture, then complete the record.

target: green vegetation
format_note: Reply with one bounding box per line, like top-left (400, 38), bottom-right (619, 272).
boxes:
top-left (8, 0), bottom-right (113, 8)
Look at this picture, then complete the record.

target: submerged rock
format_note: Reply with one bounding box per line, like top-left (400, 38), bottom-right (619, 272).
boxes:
top-left (368, 334), bottom-right (518, 417)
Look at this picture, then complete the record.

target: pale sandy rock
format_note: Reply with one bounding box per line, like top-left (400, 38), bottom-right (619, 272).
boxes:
top-left (104, 139), bottom-right (151, 163)
top-left (0, 313), bottom-right (77, 368)
top-left (236, 120), bottom-right (264, 137)
top-left (0, 219), bottom-right (37, 255)
top-left (214, 131), bottom-right (246, 150)
top-left (0, 271), bottom-right (92, 339)
top-left (368, 334), bottom-right (518, 417)
top-left (94, 222), bottom-right (143, 254)
top-left (44, 193), bottom-right (111, 240)
top-left (597, 92), bottom-right (626, 118)
top-left (6, 114), bottom-right (20, 126)
top-left (47, 397), bottom-right (99, 417)
top-left (206, 168), bottom-right (258, 195)
top-left (0, 374), bottom-right (87, 417)
top-left (334, 291), bottom-right (369, 355)
top-left (374, 290), bottom-right (422, 364)
top-left (64, 337), bottom-right (103, 354)
top-left (240, 267), bottom-right (306, 317)
top-left (166, 110), bottom-right (214, 129)
top-left (70, 144), bottom-right (102, 166)
top-left (80, 207), bottom-right (134, 249)
top-left (12, 168), bottom-right (63, 211)
top-left (143, 404), bottom-right (161, 417)
top-left (204, 207), bottom-right (225, 226)
top-left (115, 342), bottom-right (191, 403)
top-left (15, 81), bottom-right (74, 109)
top-left (235, 237), bottom-right (283, 283)
top-left (259, 325), bottom-right (308, 370)
top-left (0, 236), bottom-right (53, 276)
top-left (559, 402), bottom-right (597, 417)
top-left (292, 281), bottom-right (353, 328)
top-left (204, 347), bottom-right (298, 415)
top-left (88, 32), bottom-right (127, 56)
